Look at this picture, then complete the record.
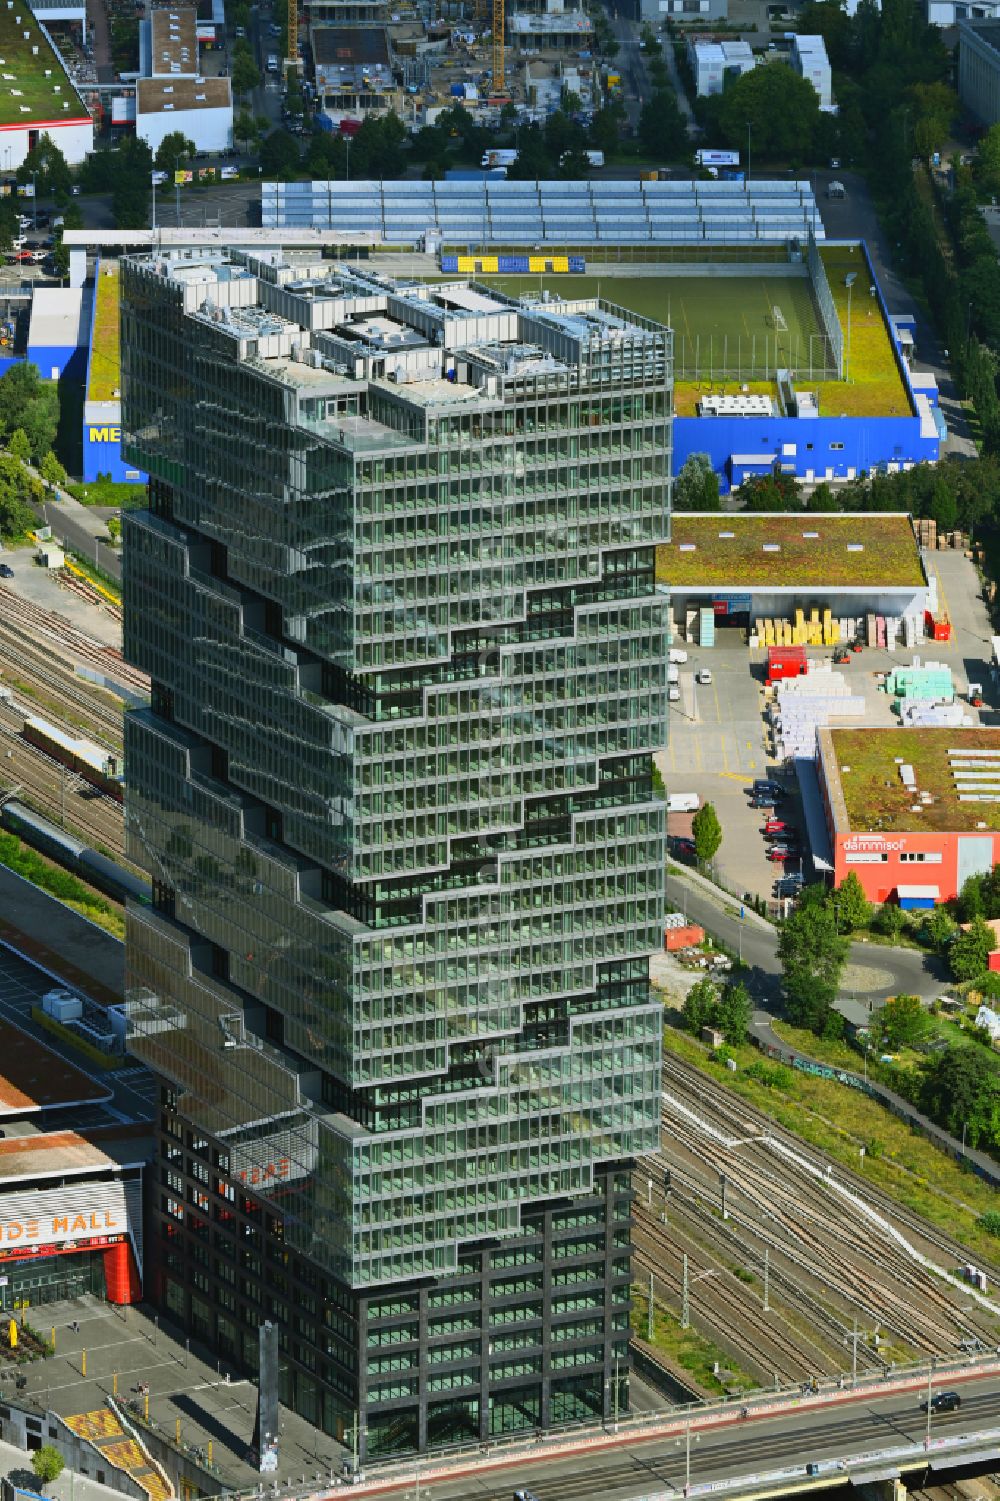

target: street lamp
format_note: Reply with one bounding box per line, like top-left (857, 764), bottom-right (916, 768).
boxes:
top-left (175, 156), bottom-right (183, 226)
top-left (844, 272), bottom-right (857, 383)
top-left (30, 172), bottom-right (36, 231)
top-left (746, 121), bottom-right (751, 184)
top-left (344, 136), bottom-right (351, 182)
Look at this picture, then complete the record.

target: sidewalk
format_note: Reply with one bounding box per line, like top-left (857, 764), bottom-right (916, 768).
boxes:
top-left (0, 1436), bottom-right (126, 1501)
top-left (10, 1299), bottom-right (347, 1495)
top-left (666, 857), bottom-right (775, 933)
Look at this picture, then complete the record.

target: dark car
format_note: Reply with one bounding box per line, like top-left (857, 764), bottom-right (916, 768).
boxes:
top-left (751, 794), bottom-right (778, 809)
top-left (752, 779), bottom-right (784, 798)
top-left (0, 563), bottom-right (13, 578)
top-left (921, 1391), bottom-right (961, 1414)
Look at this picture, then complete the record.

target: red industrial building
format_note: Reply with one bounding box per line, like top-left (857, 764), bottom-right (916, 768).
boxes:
top-left (816, 725), bottom-right (1000, 905)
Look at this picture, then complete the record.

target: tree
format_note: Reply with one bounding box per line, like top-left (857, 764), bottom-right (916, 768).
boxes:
top-left (259, 128), bottom-right (301, 179)
top-left (590, 107), bottom-right (621, 156)
top-left (234, 109), bottom-right (261, 153)
top-left (922, 905), bottom-right (956, 954)
top-left (978, 121), bottom-right (1000, 198)
top-left (736, 468), bottom-right (800, 511)
top-left (872, 901), bottom-right (906, 940)
top-left (638, 89), bottom-right (688, 162)
top-left (950, 915), bottom-right (995, 982)
top-left (718, 63), bottom-right (821, 163)
top-left (921, 1044), bottom-right (1000, 1150)
top-left (777, 886), bottom-right (848, 1033)
top-left (232, 51), bottom-right (262, 98)
top-left (154, 131), bottom-right (197, 174)
top-left (804, 482), bottom-right (840, 512)
top-left (109, 137), bottom-right (153, 229)
top-left (833, 872), bottom-right (871, 934)
top-left (31, 1447), bottom-right (64, 1488)
top-left (875, 993), bottom-right (930, 1050)
top-left (16, 134), bottom-right (71, 200)
top-left (0, 363), bottom-right (58, 461)
top-left (674, 452), bottom-right (720, 511)
top-left (717, 980), bottom-right (752, 1045)
top-left (692, 801), bottom-right (722, 866)
top-left (683, 975), bottom-right (719, 1035)
top-left (39, 450), bottom-right (66, 489)
top-left (7, 428), bottom-right (30, 464)
top-left (0, 453), bottom-right (42, 538)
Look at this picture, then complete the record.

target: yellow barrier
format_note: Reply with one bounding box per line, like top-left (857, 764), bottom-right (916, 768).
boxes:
top-left (65, 556), bottom-right (120, 607)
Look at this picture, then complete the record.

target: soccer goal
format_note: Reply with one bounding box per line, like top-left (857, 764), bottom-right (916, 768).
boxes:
top-left (771, 305), bottom-right (788, 332)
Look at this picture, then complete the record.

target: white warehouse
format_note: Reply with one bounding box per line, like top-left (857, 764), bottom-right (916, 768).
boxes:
top-left (791, 34), bottom-right (832, 108)
top-left (0, 2), bottom-right (93, 167)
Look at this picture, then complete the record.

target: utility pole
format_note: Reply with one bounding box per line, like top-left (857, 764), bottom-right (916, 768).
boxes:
top-left (681, 1253), bottom-right (689, 1329)
top-left (762, 1249), bottom-right (769, 1314)
top-left (648, 1271), bottom-right (654, 1341)
top-left (720, 1171), bottom-right (728, 1221)
top-left (685, 1421), bottom-right (692, 1495)
top-left (925, 1363), bottom-right (933, 1449)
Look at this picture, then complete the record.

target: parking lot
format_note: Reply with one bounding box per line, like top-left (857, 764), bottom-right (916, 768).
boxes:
top-left (657, 549), bottom-right (998, 905)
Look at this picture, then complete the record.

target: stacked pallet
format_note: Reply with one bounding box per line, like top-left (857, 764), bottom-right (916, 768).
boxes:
top-left (913, 517), bottom-right (937, 550)
top-left (771, 669), bottom-right (866, 758)
top-left (937, 530), bottom-right (968, 550)
top-left (754, 609), bottom-right (841, 647)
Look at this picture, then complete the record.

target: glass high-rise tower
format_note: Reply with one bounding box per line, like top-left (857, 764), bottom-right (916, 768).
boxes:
top-left (121, 248), bottom-right (672, 1460)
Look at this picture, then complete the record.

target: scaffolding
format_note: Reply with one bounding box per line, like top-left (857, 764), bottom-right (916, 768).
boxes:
top-left (492, 0), bottom-right (505, 94)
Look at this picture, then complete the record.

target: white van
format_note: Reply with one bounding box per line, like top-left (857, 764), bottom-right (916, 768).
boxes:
top-left (666, 793), bottom-right (700, 813)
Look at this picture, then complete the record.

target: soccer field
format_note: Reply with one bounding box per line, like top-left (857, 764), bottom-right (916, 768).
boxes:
top-left (478, 271), bottom-right (835, 381)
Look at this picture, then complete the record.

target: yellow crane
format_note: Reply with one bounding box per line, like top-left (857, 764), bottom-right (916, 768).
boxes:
top-left (285, 1), bottom-right (301, 77)
top-left (492, 0), bottom-right (505, 95)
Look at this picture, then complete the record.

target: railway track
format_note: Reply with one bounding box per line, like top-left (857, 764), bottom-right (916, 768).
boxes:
top-left (633, 1051), bottom-right (1000, 1378)
top-left (0, 585), bottom-right (149, 695)
top-left (0, 719), bottom-right (126, 858)
top-left (0, 624), bottom-right (125, 746)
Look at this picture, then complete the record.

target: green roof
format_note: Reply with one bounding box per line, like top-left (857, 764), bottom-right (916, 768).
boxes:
top-left (825, 726), bottom-right (1000, 834)
top-left (0, 6), bottom-right (86, 127)
top-left (87, 263), bottom-right (120, 404)
top-left (656, 513), bottom-right (925, 589)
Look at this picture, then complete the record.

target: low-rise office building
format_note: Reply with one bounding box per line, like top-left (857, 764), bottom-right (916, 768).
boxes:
top-left (790, 35), bottom-right (832, 108)
top-left (959, 20), bottom-right (1000, 124)
top-left (133, 6), bottom-right (232, 154)
top-left (687, 38), bottom-right (754, 96)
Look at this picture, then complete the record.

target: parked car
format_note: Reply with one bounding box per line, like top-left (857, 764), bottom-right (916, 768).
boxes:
top-left (696, 668), bottom-right (712, 685)
top-left (0, 563), bottom-right (13, 578)
top-left (766, 845), bottom-right (792, 862)
top-left (751, 794), bottom-right (778, 809)
top-left (753, 779), bottom-right (783, 798)
top-left (775, 876), bottom-right (803, 897)
top-left (763, 819), bottom-right (788, 835)
top-left (668, 647), bottom-right (688, 664)
top-left (668, 685), bottom-right (680, 702)
top-left (10, 249), bottom-right (33, 262)
top-left (921, 1391), bottom-right (961, 1414)
top-left (514, 1491), bottom-right (541, 1501)
top-left (672, 837), bottom-right (696, 861)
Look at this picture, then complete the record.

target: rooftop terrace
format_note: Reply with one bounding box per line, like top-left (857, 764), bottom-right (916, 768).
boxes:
top-left (656, 513), bottom-right (925, 589)
top-left (0, 2), bottom-right (88, 127)
top-left (823, 726), bottom-right (1000, 834)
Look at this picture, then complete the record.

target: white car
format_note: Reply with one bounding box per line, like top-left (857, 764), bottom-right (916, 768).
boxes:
top-left (668, 647), bottom-right (688, 664)
top-left (669, 685), bottom-right (680, 702)
top-left (667, 665), bottom-right (679, 684)
top-left (696, 668), bottom-right (713, 685)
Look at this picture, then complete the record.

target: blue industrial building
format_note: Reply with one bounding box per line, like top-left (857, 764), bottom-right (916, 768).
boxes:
top-left (26, 287), bottom-right (91, 383)
top-left (673, 242), bottom-right (942, 492)
top-left (82, 261), bottom-right (145, 486)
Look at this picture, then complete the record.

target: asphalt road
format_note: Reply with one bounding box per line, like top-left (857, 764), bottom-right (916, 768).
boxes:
top-left (394, 1375), bottom-right (1000, 1501)
top-left (665, 862), bottom-right (946, 1010)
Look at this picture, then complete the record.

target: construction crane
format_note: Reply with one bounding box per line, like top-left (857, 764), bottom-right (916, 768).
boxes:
top-left (285, 0), bottom-right (301, 77)
top-left (492, 0), bottom-right (505, 96)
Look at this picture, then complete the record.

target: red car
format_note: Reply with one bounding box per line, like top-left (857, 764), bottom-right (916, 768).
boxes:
top-left (763, 819), bottom-right (787, 835)
top-left (10, 249), bottom-right (33, 262)
top-left (767, 845), bottom-right (793, 862)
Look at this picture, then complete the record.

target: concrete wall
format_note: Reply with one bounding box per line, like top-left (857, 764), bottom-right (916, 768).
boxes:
top-left (0, 121), bottom-right (93, 169)
top-left (0, 1404), bottom-right (144, 1499)
top-left (959, 20), bottom-right (1000, 123)
top-left (135, 103), bottom-right (232, 156)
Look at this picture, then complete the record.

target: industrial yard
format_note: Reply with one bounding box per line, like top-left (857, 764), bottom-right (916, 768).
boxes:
top-left (634, 1048), bottom-right (1000, 1393)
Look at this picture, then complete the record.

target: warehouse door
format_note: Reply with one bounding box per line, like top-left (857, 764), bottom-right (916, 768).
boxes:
top-left (957, 835), bottom-right (994, 889)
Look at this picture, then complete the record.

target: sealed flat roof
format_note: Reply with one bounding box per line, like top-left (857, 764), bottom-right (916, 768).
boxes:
top-left (0, 1123), bottom-right (150, 1183)
top-left (150, 6), bottom-right (197, 74)
top-left (657, 513), bottom-right (924, 589)
top-left (0, 1026), bottom-right (110, 1117)
top-left (822, 726), bottom-right (1000, 833)
top-left (137, 76), bottom-right (230, 113)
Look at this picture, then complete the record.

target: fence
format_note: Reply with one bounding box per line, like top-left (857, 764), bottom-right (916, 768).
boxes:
top-left (807, 234), bottom-right (844, 380)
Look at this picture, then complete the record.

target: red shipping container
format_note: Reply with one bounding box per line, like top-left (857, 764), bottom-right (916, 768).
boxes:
top-left (665, 923), bottom-right (705, 951)
top-left (989, 950), bottom-right (1000, 972)
top-left (767, 645), bottom-right (807, 684)
top-left (933, 620), bottom-right (952, 642)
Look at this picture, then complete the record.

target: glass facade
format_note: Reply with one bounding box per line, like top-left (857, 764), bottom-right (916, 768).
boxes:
top-left (120, 252), bottom-right (672, 1456)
